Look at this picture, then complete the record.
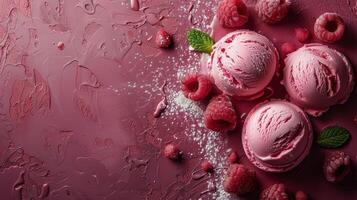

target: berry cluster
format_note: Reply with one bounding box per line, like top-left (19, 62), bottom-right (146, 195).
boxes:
top-left (163, 1), bottom-right (352, 199)
top-left (181, 74), bottom-right (238, 132)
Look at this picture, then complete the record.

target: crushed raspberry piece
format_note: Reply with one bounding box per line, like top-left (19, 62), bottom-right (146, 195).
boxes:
top-left (295, 190), bottom-right (308, 200)
top-left (323, 151), bottom-right (351, 183)
top-left (314, 12), bottom-right (345, 43)
top-left (295, 27), bottom-right (310, 43)
top-left (163, 143), bottom-right (182, 160)
top-left (57, 41), bottom-right (65, 50)
top-left (181, 74), bottom-right (213, 101)
top-left (223, 164), bottom-right (256, 195)
top-left (217, 0), bottom-right (249, 28)
top-left (201, 160), bottom-right (214, 172)
top-left (228, 151), bottom-right (239, 164)
top-left (255, 0), bottom-right (290, 24)
top-left (260, 183), bottom-right (288, 200)
top-left (155, 29), bottom-right (173, 48)
top-left (204, 95), bottom-right (237, 132)
top-left (281, 42), bottom-right (297, 57)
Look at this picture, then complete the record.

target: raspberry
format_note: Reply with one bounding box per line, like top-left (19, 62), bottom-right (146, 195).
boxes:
top-left (204, 95), bottom-right (237, 132)
top-left (281, 42), bottom-right (297, 57)
top-left (57, 41), bottom-right (65, 50)
top-left (217, 0), bottom-right (249, 28)
top-left (314, 12), bottom-right (345, 43)
top-left (155, 29), bottom-right (172, 48)
top-left (260, 184), bottom-right (288, 200)
top-left (228, 151), bottom-right (239, 164)
top-left (295, 28), bottom-right (310, 43)
top-left (201, 160), bottom-right (214, 172)
top-left (223, 164), bottom-right (256, 195)
top-left (255, 0), bottom-right (290, 24)
top-left (323, 151), bottom-right (351, 183)
top-left (181, 74), bottom-right (213, 101)
top-left (295, 191), bottom-right (308, 200)
top-left (163, 144), bottom-right (182, 160)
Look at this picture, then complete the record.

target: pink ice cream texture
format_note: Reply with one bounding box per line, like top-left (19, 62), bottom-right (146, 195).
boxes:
top-left (209, 30), bottom-right (278, 99)
top-left (283, 43), bottom-right (354, 116)
top-left (242, 100), bottom-right (313, 173)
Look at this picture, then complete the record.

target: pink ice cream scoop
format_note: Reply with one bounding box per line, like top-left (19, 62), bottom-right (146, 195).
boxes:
top-left (242, 100), bottom-right (313, 173)
top-left (209, 30), bottom-right (278, 99)
top-left (283, 44), bottom-right (354, 116)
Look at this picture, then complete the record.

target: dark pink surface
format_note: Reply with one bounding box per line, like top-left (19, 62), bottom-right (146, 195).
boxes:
top-left (0, 0), bottom-right (356, 199)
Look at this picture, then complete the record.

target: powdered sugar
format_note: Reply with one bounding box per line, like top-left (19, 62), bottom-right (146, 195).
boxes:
top-left (131, 0), bottom-right (236, 198)
top-left (165, 90), bottom-right (233, 199)
top-left (165, 82), bottom-right (234, 199)
top-left (159, 1), bottom-right (236, 198)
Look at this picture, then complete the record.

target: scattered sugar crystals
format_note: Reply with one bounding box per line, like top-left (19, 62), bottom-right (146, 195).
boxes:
top-left (158, 1), bottom-right (234, 198)
top-left (121, 0), bottom-right (234, 198)
top-left (165, 90), bottom-right (233, 200)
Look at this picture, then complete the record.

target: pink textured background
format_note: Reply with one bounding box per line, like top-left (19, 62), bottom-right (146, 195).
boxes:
top-left (0, 0), bottom-right (356, 199)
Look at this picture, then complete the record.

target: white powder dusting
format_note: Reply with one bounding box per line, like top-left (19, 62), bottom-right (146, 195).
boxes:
top-left (165, 90), bottom-right (235, 200)
top-left (121, 0), bottom-right (236, 198)
top-left (159, 1), bottom-right (237, 199)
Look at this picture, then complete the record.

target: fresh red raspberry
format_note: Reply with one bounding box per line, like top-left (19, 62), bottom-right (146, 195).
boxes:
top-left (314, 12), bottom-right (345, 43)
top-left (57, 41), bottom-right (65, 50)
top-left (354, 115), bottom-right (357, 124)
top-left (255, 0), bottom-right (290, 24)
top-left (201, 160), bottom-right (214, 172)
top-left (204, 95), bottom-right (237, 132)
top-left (223, 164), bottom-right (256, 195)
top-left (163, 144), bottom-right (182, 160)
top-left (155, 29), bottom-right (172, 48)
top-left (295, 190), bottom-right (308, 200)
top-left (217, 0), bottom-right (249, 28)
top-left (323, 151), bottom-right (351, 183)
top-left (228, 151), bottom-right (239, 164)
top-left (281, 42), bottom-right (297, 57)
top-left (181, 74), bottom-right (213, 101)
top-left (295, 27), bottom-right (310, 43)
top-left (260, 183), bottom-right (288, 200)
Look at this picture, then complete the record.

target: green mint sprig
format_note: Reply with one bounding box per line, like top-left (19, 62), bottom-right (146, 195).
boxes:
top-left (317, 126), bottom-right (351, 148)
top-left (187, 29), bottom-right (214, 54)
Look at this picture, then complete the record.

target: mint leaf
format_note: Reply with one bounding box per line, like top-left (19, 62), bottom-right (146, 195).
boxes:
top-left (317, 126), bottom-right (350, 148)
top-left (187, 29), bottom-right (214, 54)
